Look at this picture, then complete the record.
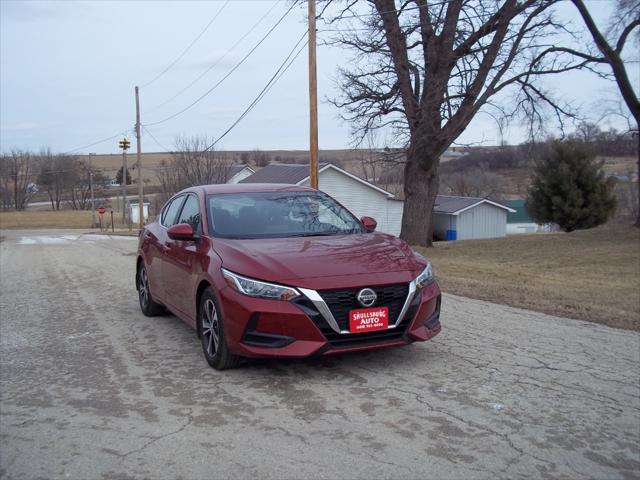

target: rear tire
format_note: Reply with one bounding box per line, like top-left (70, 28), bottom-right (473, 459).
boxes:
top-left (199, 288), bottom-right (240, 370)
top-left (137, 262), bottom-right (163, 317)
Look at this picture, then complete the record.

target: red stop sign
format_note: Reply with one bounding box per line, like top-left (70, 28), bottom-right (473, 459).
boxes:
top-left (98, 206), bottom-right (106, 215)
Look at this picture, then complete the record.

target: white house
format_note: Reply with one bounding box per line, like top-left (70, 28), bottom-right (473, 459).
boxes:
top-left (241, 163), bottom-right (404, 235)
top-left (241, 163), bottom-right (514, 240)
top-left (225, 165), bottom-right (255, 184)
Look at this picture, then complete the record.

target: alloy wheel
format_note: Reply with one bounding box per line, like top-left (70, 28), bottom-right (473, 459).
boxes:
top-left (139, 267), bottom-right (149, 308)
top-left (202, 298), bottom-right (220, 357)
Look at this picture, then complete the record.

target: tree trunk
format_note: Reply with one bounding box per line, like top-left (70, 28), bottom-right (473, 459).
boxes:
top-left (400, 155), bottom-right (439, 247)
top-left (636, 132), bottom-right (640, 228)
top-left (13, 166), bottom-right (18, 210)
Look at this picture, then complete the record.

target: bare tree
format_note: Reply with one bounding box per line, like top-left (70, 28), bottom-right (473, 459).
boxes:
top-left (37, 150), bottom-right (77, 210)
top-left (67, 159), bottom-right (104, 210)
top-left (0, 156), bottom-right (12, 210)
top-left (566, 0), bottom-right (639, 225)
top-left (0, 149), bottom-right (36, 210)
top-left (568, 121), bottom-right (635, 157)
top-left (325, 0), bottom-right (591, 245)
top-left (157, 135), bottom-right (235, 199)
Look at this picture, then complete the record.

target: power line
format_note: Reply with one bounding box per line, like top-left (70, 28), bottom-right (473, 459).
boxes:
top-left (144, 1), bottom-right (298, 128)
top-left (144, 0), bottom-right (282, 115)
top-left (200, 30), bottom-right (308, 154)
top-left (62, 130), bottom-right (133, 155)
top-left (139, 0), bottom-right (230, 89)
top-left (142, 126), bottom-right (173, 153)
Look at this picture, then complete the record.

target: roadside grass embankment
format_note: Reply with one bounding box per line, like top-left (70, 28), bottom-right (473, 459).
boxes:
top-left (416, 225), bottom-right (640, 331)
top-left (0, 209), bottom-right (138, 232)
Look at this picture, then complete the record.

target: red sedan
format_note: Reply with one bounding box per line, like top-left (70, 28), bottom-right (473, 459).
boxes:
top-left (136, 184), bottom-right (441, 369)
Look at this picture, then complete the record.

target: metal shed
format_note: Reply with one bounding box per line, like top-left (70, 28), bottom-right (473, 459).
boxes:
top-left (432, 195), bottom-right (515, 241)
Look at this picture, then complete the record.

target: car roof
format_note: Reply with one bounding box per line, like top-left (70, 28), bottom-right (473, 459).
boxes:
top-left (179, 183), bottom-right (317, 196)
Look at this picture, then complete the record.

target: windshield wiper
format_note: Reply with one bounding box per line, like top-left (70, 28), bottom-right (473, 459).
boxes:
top-left (287, 232), bottom-right (338, 237)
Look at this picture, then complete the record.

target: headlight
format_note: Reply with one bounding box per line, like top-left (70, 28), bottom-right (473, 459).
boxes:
top-left (221, 268), bottom-right (300, 301)
top-left (415, 262), bottom-right (434, 289)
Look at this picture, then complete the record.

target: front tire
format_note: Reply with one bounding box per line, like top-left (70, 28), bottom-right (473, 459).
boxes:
top-left (199, 288), bottom-right (240, 370)
top-left (137, 262), bottom-right (163, 317)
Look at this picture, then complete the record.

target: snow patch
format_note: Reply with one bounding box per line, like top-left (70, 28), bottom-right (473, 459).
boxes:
top-left (17, 237), bottom-right (37, 245)
top-left (87, 234), bottom-right (136, 241)
top-left (16, 234), bottom-right (137, 245)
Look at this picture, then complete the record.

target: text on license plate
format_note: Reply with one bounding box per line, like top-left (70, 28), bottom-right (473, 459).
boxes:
top-left (349, 307), bottom-right (389, 333)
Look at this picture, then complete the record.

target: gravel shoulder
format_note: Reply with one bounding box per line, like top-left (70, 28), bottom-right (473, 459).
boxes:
top-left (1, 230), bottom-right (639, 479)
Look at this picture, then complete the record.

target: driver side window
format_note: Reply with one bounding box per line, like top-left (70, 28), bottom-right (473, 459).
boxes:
top-left (161, 196), bottom-right (185, 228)
top-left (177, 195), bottom-right (201, 234)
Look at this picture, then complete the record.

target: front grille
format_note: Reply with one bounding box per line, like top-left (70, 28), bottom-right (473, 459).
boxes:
top-left (319, 284), bottom-right (409, 331)
top-left (293, 284), bottom-right (417, 350)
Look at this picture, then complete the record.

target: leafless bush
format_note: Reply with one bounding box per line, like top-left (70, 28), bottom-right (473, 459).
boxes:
top-left (248, 149), bottom-right (271, 167)
top-left (156, 135), bottom-right (235, 201)
top-left (440, 168), bottom-right (505, 200)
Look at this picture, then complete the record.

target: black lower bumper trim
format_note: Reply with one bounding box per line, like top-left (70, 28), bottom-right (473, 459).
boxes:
top-left (243, 331), bottom-right (295, 348)
top-left (425, 296), bottom-right (441, 329)
top-left (241, 313), bottom-right (295, 348)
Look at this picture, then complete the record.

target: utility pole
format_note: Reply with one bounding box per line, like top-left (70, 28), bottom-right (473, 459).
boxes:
top-left (308, 0), bottom-right (319, 189)
top-left (89, 153), bottom-right (96, 228)
top-left (118, 138), bottom-right (131, 224)
top-left (135, 86), bottom-right (144, 230)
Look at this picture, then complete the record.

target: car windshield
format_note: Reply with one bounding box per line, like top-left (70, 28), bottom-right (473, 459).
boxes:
top-left (206, 191), bottom-right (365, 239)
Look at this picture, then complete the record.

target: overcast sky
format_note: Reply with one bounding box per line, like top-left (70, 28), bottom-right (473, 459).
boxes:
top-left (0, 0), bottom-right (636, 155)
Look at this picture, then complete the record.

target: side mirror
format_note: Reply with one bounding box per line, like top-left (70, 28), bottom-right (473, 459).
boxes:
top-left (361, 216), bottom-right (377, 232)
top-left (167, 223), bottom-right (197, 241)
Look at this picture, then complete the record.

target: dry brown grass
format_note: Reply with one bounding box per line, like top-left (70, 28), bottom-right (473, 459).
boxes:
top-left (0, 209), bottom-right (137, 231)
top-left (0, 210), bottom-right (93, 229)
top-left (600, 155), bottom-right (637, 174)
top-left (416, 225), bottom-right (640, 331)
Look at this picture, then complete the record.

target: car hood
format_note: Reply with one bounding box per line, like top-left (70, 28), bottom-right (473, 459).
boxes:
top-left (212, 233), bottom-right (424, 283)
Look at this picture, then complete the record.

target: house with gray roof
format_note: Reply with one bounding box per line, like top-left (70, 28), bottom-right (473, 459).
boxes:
top-left (241, 163), bottom-right (514, 240)
top-left (224, 165), bottom-right (255, 184)
top-left (433, 195), bottom-right (515, 240)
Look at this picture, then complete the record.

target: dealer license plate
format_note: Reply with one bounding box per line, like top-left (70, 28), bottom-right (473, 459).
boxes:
top-left (349, 307), bottom-right (389, 333)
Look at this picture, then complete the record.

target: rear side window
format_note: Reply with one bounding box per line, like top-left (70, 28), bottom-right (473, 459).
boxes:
top-left (161, 196), bottom-right (185, 227)
top-left (177, 195), bottom-right (201, 233)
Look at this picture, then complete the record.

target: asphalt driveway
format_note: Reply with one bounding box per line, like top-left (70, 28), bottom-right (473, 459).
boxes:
top-left (1, 230), bottom-right (638, 479)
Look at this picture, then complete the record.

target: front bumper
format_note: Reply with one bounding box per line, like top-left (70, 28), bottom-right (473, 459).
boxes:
top-left (217, 281), bottom-right (442, 358)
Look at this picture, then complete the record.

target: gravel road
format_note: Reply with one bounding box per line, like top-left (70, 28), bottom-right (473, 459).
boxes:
top-left (1, 229), bottom-right (639, 480)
